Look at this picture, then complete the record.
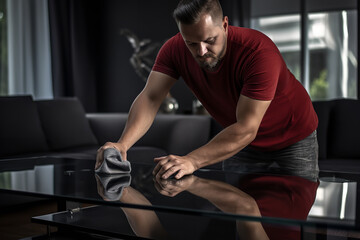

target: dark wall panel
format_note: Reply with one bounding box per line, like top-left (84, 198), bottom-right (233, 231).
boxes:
top-left (97, 0), bottom-right (197, 113)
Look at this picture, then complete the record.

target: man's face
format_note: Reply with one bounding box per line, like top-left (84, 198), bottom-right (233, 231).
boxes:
top-left (179, 14), bottom-right (228, 71)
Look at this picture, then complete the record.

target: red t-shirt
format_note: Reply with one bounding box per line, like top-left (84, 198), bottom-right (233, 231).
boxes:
top-left (152, 26), bottom-right (318, 151)
top-left (239, 174), bottom-right (319, 239)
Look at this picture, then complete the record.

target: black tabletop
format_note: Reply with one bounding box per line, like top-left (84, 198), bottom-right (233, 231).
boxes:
top-left (0, 156), bottom-right (359, 239)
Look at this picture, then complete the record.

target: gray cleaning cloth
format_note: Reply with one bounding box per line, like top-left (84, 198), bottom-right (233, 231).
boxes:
top-left (95, 173), bottom-right (131, 201)
top-left (95, 147), bottom-right (131, 174)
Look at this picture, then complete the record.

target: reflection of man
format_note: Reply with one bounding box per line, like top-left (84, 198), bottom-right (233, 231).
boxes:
top-left (95, 0), bottom-right (318, 181)
top-left (155, 174), bottom-right (318, 240)
top-left (155, 175), bottom-right (269, 240)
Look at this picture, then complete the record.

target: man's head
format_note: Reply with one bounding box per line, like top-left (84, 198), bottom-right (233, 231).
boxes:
top-left (173, 0), bottom-right (228, 71)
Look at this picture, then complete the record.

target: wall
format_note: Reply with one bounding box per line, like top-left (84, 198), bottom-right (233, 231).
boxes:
top-left (96, 0), bottom-right (196, 113)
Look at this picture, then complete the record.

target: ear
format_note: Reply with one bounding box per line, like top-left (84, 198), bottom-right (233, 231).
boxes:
top-left (222, 16), bottom-right (229, 34)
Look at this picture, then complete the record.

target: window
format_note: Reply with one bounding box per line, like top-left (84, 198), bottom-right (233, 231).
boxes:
top-left (308, 11), bottom-right (357, 100)
top-left (251, 14), bottom-right (302, 80)
top-left (0, 0), bottom-right (7, 95)
top-left (250, 0), bottom-right (358, 100)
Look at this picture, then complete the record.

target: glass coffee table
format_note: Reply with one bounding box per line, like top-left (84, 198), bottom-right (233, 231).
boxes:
top-left (0, 156), bottom-right (359, 239)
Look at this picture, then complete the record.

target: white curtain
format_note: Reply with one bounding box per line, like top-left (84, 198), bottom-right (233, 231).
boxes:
top-left (11, 165), bottom-right (54, 194)
top-left (7, 0), bottom-right (53, 99)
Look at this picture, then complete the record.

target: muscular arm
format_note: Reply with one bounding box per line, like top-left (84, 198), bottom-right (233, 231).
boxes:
top-left (189, 95), bottom-right (271, 168)
top-left (118, 71), bottom-right (177, 151)
top-left (154, 95), bottom-right (271, 179)
top-left (95, 71), bottom-right (176, 168)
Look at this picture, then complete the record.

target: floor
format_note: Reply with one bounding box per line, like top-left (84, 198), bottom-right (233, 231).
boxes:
top-left (0, 200), bottom-right (58, 240)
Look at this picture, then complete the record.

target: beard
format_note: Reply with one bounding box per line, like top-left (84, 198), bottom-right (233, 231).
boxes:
top-left (196, 53), bottom-right (221, 71)
top-left (195, 42), bottom-right (226, 72)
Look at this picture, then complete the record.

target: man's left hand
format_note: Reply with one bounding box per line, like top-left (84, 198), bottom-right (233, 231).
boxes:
top-left (153, 155), bottom-right (197, 180)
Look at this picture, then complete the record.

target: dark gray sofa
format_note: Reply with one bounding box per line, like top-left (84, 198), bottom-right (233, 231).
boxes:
top-left (1, 95), bottom-right (359, 171)
top-left (0, 95), bottom-right (212, 209)
top-left (2, 95), bottom-right (359, 167)
top-left (313, 99), bottom-right (360, 173)
top-left (0, 95), bottom-right (212, 162)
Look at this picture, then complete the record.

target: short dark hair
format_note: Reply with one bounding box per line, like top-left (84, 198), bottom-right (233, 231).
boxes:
top-left (173, 0), bottom-right (223, 25)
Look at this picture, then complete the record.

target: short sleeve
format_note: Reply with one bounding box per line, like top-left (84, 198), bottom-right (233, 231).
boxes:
top-left (152, 36), bottom-right (180, 80)
top-left (241, 50), bottom-right (283, 101)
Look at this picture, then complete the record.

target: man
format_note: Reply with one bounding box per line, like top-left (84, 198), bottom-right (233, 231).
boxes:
top-left (96, 0), bottom-right (319, 181)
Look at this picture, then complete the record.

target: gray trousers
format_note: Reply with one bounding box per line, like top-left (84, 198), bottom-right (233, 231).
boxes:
top-left (223, 131), bottom-right (319, 182)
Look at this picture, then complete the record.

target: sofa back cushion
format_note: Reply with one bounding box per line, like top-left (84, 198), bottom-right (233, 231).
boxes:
top-left (86, 113), bottom-right (127, 145)
top-left (0, 95), bottom-right (49, 157)
top-left (138, 114), bottom-right (211, 156)
top-left (36, 98), bottom-right (98, 150)
top-left (327, 99), bottom-right (360, 159)
top-left (87, 113), bottom-right (211, 156)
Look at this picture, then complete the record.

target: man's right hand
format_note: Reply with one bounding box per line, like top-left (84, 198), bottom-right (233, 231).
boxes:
top-left (154, 175), bottom-right (197, 197)
top-left (95, 142), bottom-right (127, 170)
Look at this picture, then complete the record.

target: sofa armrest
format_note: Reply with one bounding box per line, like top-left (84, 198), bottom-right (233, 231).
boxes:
top-left (86, 113), bottom-right (212, 155)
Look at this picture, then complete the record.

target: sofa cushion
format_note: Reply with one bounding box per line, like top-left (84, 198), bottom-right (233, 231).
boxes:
top-left (327, 99), bottom-right (360, 159)
top-left (0, 96), bottom-right (49, 158)
top-left (86, 113), bottom-right (127, 145)
top-left (137, 114), bottom-right (211, 156)
top-left (36, 98), bottom-right (98, 150)
top-left (319, 159), bottom-right (360, 173)
top-left (87, 113), bottom-right (212, 156)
